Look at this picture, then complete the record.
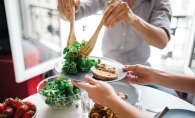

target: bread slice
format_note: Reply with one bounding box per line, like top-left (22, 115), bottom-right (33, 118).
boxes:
top-left (91, 65), bottom-right (118, 80)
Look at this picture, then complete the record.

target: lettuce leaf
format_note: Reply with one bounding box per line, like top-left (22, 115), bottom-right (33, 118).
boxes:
top-left (62, 40), bottom-right (100, 74)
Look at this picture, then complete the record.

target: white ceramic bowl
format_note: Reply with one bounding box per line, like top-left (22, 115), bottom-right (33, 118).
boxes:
top-left (37, 75), bottom-right (81, 109)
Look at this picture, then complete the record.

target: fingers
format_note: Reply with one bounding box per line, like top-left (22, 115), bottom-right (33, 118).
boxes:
top-left (106, 1), bottom-right (111, 7)
top-left (122, 77), bottom-right (132, 82)
top-left (108, 9), bottom-right (126, 28)
top-left (59, 13), bottom-right (69, 21)
top-left (122, 74), bottom-right (138, 84)
top-left (71, 80), bottom-right (87, 90)
top-left (104, 1), bottom-right (120, 18)
top-left (73, 0), bottom-right (80, 7)
top-left (66, 0), bottom-right (73, 14)
top-left (122, 65), bottom-right (138, 71)
top-left (57, 0), bottom-right (65, 15)
top-left (58, 0), bottom-right (71, 20)
top-left (59, 0), bottom-right (70, 14)
top-left (85, 76), bottom-right (97, 85)
top-left (71, 76), bottom-right (97, 90)
top-left (104, 1), bottom-right (123, 26)
top-left (104, 1), bottom-right (130, 28)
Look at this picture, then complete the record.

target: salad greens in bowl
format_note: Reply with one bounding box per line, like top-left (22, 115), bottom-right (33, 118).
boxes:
top-left (37, 75), bottom-right (80, 109)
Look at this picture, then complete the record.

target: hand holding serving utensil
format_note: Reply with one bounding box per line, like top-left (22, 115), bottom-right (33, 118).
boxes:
top-left (75, 0), bottom-right (117, 58)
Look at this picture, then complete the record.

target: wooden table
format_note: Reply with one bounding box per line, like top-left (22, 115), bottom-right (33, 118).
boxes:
top-left (23, 84), bottom-right (195, 118)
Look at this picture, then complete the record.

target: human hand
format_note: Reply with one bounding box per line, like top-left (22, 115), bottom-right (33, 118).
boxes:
top-left (122, 64), bottom-right (155, 85)
top-left (104, 0), bottom-right (136, 28)
top-left (57, 0), bottom-right (80, 21)
top-left (71, 76), bottom-right (118, 107)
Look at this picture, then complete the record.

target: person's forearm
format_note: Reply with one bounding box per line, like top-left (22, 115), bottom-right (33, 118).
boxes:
top-left (152, 69), bottom-right (195, 94)
top-left (107, 97), bottom-right (148, 118)
top-left (131, 15), bottom-right (168, 49)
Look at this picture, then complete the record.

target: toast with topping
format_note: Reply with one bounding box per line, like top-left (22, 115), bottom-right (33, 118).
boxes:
top-left (91, 64), bottom-right (118, 80)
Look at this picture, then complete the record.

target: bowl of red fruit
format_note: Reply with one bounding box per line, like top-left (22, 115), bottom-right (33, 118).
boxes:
top-left (0, 97), bottom-right (37, 118)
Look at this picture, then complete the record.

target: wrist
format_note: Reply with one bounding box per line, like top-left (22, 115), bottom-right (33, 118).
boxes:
top-left (151, 68), bottom-right (166, 85)
top-left (150, 68), bottom-right (158, 84)
top-left (131, 14), bottom-right (140, 27)
top-left (106, 96), bottom-right (121, 109)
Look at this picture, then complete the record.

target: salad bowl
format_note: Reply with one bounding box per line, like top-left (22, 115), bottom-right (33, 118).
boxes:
top-left (37, 75), bottom-right (81, 109)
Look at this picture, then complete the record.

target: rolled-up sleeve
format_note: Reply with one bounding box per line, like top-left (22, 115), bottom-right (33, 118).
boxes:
top-left (75, 0), bottom-right (107, 20)
top-left (149, 0), bottom-right (172, 40)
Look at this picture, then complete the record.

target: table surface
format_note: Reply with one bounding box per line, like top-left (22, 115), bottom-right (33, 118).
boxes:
top-left (23, 84), bottom-right (195, 118)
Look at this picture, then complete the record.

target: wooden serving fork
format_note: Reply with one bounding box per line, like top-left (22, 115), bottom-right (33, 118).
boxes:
top-left (75, 0), bottom-right (117, 58)
top-left (67, 1), bottom-right (76, 46)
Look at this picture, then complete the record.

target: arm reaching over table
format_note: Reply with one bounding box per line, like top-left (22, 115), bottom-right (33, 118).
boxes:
top-left (122, 65), bottom-right (195, 95)
top-left (104, 0), bottom-right (170, 49)
top-left (72, 76), bottom-right (148, 118)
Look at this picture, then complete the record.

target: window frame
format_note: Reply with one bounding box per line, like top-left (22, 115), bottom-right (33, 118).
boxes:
top-left (4, 0), bottom-right (68, 83)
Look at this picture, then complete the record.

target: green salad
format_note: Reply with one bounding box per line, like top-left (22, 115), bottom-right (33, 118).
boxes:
top-left (62, 40), bottom-right (101, 74)
top-left (39, 76), bottom-right (80, 109)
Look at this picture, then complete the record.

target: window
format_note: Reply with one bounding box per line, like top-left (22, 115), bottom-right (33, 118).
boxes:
top-left (149, 0), bottom-right (195, 73)
top-left (4, 0), bottom-right (65, 83)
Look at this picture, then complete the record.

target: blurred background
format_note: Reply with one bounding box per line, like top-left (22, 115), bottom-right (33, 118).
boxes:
top-left (0, 0), bottom-right (195, 104)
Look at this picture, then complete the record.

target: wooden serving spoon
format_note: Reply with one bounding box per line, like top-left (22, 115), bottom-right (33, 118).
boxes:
top-left (67, 1), bottom-right (76, 46)
top-left (75, 0), bottom-right (117, 58)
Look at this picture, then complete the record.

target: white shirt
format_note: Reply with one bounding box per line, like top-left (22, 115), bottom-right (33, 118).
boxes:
top-left (75, 0), bottom-right (172, 65)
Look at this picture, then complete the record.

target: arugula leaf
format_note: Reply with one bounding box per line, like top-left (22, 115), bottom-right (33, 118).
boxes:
top-left (62, 40), bottom-right (101, 74)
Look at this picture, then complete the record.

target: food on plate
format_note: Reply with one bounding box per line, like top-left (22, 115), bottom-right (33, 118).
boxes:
top-left (91, 64), bottom-right (118, 80)
top-left (88, 92), bottom-right (128, 118)
top-left (62, 40), bottom-right (101, 74)
top-left (0, 97), bottom-right (36, 118)
top-left (89, 103), bottom-right (120, 118)
top-left (38, 76), bottom-right (80, 109)
top-left (116, 92), bottom-right (128, 100)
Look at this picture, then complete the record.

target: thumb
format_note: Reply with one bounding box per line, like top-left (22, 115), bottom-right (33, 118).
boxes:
top-left (122, 65), bottom-right (137, 71)
top-left (73, 0), bottom-right (80, 11)
top-left (73, 0), bottom-right (80, 5)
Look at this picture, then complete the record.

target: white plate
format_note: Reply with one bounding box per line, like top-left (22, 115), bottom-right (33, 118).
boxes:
top-left (110, 81), bottom-right (139, 104)
top-left (54, 56), bottom-right (127, 82)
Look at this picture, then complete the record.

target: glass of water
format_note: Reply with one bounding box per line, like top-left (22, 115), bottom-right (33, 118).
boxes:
top-left (80, 90), bottom-right (93, 118)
